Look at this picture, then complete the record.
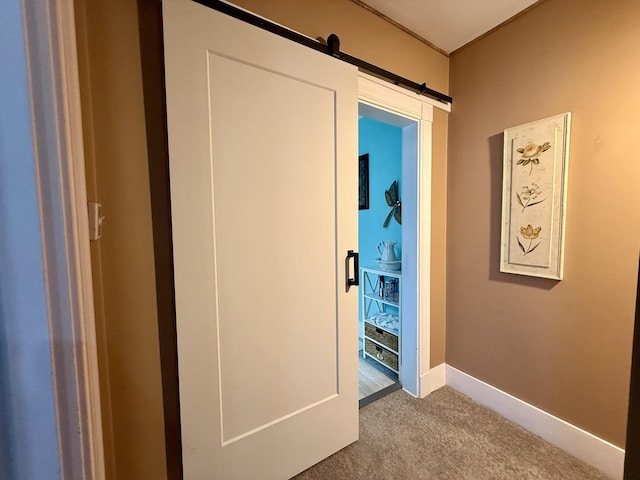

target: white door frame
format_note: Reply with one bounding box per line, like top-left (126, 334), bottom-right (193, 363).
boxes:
top-left (358, 72), bottom-right (449, 398)
top-left (20, 0), bottom-right (105, 478)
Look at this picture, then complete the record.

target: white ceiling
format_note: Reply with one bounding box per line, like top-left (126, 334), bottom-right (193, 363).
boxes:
top-left (362, 0), bottom-right (539, 54)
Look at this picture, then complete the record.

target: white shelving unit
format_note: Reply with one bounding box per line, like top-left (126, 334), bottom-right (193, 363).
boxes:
top-left (360, 266), bottom-right (401, 374)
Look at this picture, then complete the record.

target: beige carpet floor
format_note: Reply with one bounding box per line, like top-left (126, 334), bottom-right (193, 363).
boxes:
top-left (293, 386), bottom-right (611, 480)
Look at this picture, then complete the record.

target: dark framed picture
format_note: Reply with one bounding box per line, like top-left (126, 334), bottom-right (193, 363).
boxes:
top-left (359, 153), bottom-right (369, 210)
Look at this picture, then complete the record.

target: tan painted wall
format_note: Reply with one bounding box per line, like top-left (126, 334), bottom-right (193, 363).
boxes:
top-left (232, 0), bottom-right (450, 368)
top-left (75, 0), bottom-right (167, 478)
top-left (430, 108), bottom-right (448, 366)
top-left (447, 0), bottom-right (640, 447)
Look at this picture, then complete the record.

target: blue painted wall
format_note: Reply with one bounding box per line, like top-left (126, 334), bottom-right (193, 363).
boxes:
top-left (358, 117), bottom-right (402, 342)
top-left (358, 117), bottom-right (402, 268)
top-left (0, 1), bottom-right (62, 478)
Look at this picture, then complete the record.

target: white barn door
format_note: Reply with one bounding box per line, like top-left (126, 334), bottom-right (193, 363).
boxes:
top-left (163, 0), bottom-right (359, 478)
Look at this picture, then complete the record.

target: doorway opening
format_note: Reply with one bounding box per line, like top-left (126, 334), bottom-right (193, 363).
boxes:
top-left (357, 102), bottom-right (419, 407)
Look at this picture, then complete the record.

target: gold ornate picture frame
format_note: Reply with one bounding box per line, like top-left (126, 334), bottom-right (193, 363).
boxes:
top-left (500, 113), bottom-right (571, 280)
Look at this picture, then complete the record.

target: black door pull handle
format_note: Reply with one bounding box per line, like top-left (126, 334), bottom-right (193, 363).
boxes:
top-left (345, 250), bottom-right (359, 292)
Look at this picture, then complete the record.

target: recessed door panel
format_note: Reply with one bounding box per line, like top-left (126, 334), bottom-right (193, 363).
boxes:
top-left (209, 54), bottom-right (339, 442)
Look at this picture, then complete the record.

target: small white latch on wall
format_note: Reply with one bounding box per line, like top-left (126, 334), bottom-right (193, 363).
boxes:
top-left (87, 202), bottom-right (105, 241)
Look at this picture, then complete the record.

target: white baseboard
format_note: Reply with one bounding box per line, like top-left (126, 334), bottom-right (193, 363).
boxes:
top-left (445, 365), bottom-right (625, 480)
top-left (419, 362), bottom-right (446, 398)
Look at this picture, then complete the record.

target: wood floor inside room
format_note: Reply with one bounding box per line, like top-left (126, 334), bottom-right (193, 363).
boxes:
top-left (358, 352), bottom-right (398, 401)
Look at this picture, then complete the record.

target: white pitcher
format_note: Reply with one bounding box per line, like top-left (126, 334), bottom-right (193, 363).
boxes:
top-left (377, 241), bottom-right (398, 262)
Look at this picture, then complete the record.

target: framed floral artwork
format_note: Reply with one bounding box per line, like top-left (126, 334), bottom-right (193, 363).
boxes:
top-left (500, 113), bottom-right (571, 280)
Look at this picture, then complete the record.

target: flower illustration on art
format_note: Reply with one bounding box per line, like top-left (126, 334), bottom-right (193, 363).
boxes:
top-left (518, 224), bottom-right (541, 255)
top-left (516, 142), bottom-right (551, 175)
top-left (516, 183), bottom-right (545, 212)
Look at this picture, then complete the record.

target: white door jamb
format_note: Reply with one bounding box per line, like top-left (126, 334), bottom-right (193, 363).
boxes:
top-left (358, 72), bottom-right (437, 398)
top-left (22, 0), bottom-right (106, 478)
